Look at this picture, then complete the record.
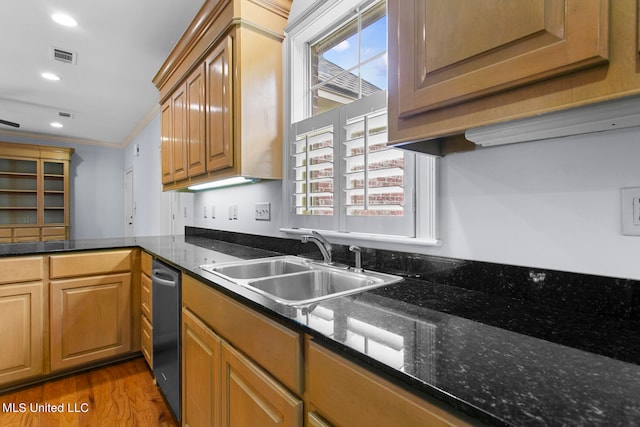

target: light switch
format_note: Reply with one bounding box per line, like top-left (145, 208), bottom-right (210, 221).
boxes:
top-left (621, 187), bottom-right (640, 236)
top-left (255, 202), bottom-right (271, 221)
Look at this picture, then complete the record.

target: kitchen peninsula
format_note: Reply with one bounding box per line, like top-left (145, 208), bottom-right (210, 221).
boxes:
top-left (1, 230), bottom-right (639, 426)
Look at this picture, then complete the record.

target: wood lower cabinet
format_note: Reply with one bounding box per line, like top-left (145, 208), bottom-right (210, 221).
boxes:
top-left (49, 249), bottom-right (134, 372)
top-left (306, 412), bottom-right (331, 427)
top-left (49, 273), bottom-right (132, 371)
top-left (221, 341), bottom-right (302, 427)
top-left (182, 307), bottom-right (221, 427)
top-left (182, 274), bottom-right (303, 427)
top-left (140, 251), bottom-right (153, 368)
top-left (0, 249), bottom-right (141, 391)
top-left (0, 256), bottom-right (44, 387)
top-left (305, 338), bottom-right (474, 427)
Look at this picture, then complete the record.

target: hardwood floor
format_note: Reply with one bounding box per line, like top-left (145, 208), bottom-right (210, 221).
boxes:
top-left (0, 358), bottom-right (178, 427)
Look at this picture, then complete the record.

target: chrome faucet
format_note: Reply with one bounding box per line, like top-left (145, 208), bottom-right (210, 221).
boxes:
top-left (349, 245), bottom-right (362, 272)
top-left (301, 231), bottom-right (332, 264)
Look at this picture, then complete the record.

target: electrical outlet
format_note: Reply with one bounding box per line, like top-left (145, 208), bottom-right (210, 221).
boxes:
top-left (255, 202), bottom-right (271, 221)
top-left (228, 205), bottom-right (238, 220)
top-left (621, 187), bottom-right (640, 236)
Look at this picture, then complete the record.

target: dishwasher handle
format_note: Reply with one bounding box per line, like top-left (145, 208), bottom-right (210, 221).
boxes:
top-left (152, 269), bottom-right (177, 288)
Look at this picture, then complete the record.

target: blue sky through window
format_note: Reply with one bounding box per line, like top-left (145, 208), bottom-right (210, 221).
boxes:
top-left (322, 16), bottom-right (387, 90)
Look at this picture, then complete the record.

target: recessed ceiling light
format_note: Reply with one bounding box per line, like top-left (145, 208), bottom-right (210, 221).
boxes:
top-left (50, 122), bottom-right (63, 128)
top-left (41, 72), bottom-right (61, 81)
top-left (52, 13), bottom-right (78, 27)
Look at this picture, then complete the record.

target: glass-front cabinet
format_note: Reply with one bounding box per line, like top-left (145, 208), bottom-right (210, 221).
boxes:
top-left (0, 142), bottom-right (73, 242)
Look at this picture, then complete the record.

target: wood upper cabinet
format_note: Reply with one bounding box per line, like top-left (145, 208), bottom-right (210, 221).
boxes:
top-left (205, 36), bottom-right (234, 173)
top-left (388, 0), bottom-right (640, 154)
top-left (0, 256), bottom-right (44, 387)
top-left (161, 100), bottom-right (174, 184)
top-left (154, 0), bottom-right (291, 190)
top-left (172, 84), bottom-right (189, 182)
top-left (395, 0), bottom-right (608, 117)
top-left (188, 63), bottom-right (207, 177)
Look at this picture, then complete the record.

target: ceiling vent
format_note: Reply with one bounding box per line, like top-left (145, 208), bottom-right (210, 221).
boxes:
top-left (58, 111), bottom-right (73, 118)
top-left (51, 47), bottom-right (77, 65)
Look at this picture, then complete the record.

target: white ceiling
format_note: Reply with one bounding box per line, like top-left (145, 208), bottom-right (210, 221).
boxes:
top-left (0, 0), bottom-right (205, 147)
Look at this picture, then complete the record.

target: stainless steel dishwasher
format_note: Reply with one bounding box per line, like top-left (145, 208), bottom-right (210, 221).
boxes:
top-left (152, 259), bottom-right (181, 421)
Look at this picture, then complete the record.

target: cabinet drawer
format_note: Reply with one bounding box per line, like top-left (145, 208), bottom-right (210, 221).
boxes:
top-left (50, 249), bottom-right (133, 279)
top-left (141, 251), bottom-right (153, 276)
top-left (0, 256), bottom-right (43, 284)
top-left (42, 227), bottom-right (66, 240)
top-left (0, 228), bottom-right (11, 238)
top-left (306, 339), bottom-right (474, 427)
top-left (141, 314), bottom-right (153, 368)
top-left (13, 236), bottom-right (40, 243)
top-left (141, 272), bottom-right (152, 320)
top-left (183, 274), bottom-right (303, 395)
top-left (14, 228), bottom-right (39, 238)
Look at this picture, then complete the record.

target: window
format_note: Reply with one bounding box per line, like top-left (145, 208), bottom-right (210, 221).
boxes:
top-left (309, 1), bottom-right (387, 116)
top-left (284, 0), bottom-right (437, 243)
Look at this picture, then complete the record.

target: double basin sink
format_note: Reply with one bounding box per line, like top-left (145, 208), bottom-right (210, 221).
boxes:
top-left (200, 256), bottom-right (402, 306)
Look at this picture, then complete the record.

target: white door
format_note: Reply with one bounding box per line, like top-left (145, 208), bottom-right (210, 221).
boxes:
top-left (124, 168), bottom-right (134, 237)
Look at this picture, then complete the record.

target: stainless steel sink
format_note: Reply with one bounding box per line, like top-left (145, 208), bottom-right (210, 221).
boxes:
top-left (201, 256), bottom-right (312, 279)
top-left (200, 256), bottom-right (402, 306)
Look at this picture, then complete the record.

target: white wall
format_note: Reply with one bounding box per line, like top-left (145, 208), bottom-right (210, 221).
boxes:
top-left (431, 126), bottom-right (640, 280)
top-left (70, 143), bottom-right (124, 238)
top-left (124, 114), bottom-right (164, 236)
top-left (0, 134), bottom-right (125, 239)
top-left (124, 113), bottom-right (194, 236)
top-left (186, 126), bottom-right (640, 281)
top-left (192, 180), bottom-right (283, 237)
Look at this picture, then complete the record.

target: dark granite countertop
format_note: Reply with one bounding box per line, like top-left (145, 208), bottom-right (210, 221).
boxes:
top-left (2, 235), bottom-right (639, 426)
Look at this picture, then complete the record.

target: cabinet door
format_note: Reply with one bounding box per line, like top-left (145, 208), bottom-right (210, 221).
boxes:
top-left (307, 412), bottom-right (332, 427)
top-left (205, 35), bottom-right (234, 172)
top-left (221, 341), bottom-right (302, 427)
top-left (50, 273), bottom-right (132, 371)
top-left (182, 308), bottom-right (221, 427)
top-left (187, 63), bottom-right (207, 177)
top-left (392, 0), bottom-right (609, 117)
top-left (172, 84), bottom-right (189, 181)
top-left (141, 272), bottom-right (152, 320)
top-left (141, 314), bottom-right (153, 369)
top-left (161, 99), bottom-right (174, 184)
top-left (306, 339), bottom-right (473, 427)
top-left (0, 282), bottom-right (43, 386)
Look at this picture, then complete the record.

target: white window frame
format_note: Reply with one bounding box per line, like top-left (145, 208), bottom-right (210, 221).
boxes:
top-left (282, 0), bottom-right (439, 250)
